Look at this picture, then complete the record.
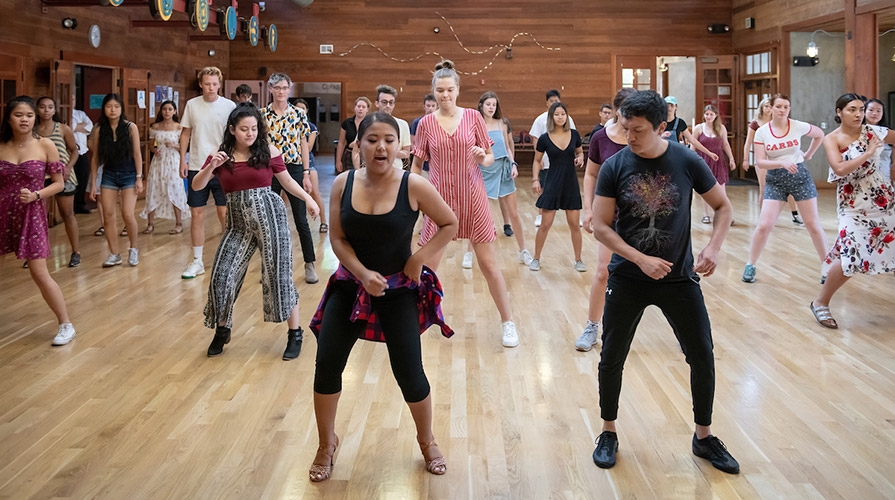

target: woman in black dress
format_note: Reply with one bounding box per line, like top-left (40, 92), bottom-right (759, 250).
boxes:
top-left (530, 102), bottom-right (585, 272)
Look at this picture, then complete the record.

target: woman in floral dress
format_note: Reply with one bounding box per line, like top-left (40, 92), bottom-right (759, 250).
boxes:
top-left (811, 93), bottom-right (895, 328)
top-left (141, 100), bottom-right (188, 234)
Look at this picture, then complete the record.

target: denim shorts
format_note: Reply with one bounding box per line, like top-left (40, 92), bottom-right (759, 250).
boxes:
top-left (764, 163), bottom-right (818, 202)
top-left (308, 153), bottom-right (317, 172)
top-left (101, 168), bottom-right (137, 190)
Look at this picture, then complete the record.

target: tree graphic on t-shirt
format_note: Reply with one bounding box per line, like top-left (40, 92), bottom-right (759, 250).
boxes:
top-left (623, 171), bottom-right (680, 254)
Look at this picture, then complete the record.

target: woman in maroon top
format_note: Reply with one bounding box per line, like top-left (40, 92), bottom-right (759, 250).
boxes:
top-left (192, 103), bottom-right (319, 360)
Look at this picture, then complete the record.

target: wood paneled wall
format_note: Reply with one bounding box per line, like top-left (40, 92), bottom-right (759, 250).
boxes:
top-left (731, 0), bottom-right (845, 51)
top-left (0, 0), bottom-right (230, 109)
top-left (230, 1), bottom-right (734, 134)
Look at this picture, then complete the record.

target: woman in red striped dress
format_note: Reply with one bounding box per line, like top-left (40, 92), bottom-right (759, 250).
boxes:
top-left (411, 60), bottom-right (520, 348)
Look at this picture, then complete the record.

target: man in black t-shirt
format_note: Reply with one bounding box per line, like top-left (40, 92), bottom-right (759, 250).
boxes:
top-left (590, 90), bottom-right (739, 475)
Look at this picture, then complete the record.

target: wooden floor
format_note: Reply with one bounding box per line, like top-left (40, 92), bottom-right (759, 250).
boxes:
top-left (2, 158), bottom-right (895, 499)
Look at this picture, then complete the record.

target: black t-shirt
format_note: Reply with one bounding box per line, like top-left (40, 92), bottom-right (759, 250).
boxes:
top-left (596, 141), bottom-right (717, 282)
top-left (341, 117), bottom-right (359, 144)
top-left (664, 117), bottom-right (688, 143)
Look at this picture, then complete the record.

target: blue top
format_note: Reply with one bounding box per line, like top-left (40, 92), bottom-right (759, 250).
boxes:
top-left (488, 129), bottom-right (508, 159)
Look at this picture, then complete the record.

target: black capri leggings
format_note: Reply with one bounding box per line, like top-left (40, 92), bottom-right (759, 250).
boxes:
top-left (313, 281), bottom-right (431, 403)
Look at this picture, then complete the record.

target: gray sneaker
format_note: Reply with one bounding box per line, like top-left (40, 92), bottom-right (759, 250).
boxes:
top-left (574, 260), bottom-right (587, 272)
top-left (741, 264), bottom-right (756, 283)
top-left (575, 321), bottom-right (600, 351)
top-left (127, 248), bottom-right (139, 266)
top-left (102, 253), bottom-right (122, 268)
top-left (529, 258), bottom-right (540, 271)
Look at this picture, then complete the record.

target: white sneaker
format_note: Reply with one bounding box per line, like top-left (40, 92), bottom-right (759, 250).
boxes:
top-left (182, 259), bottom-right (205, 279)
top-left (574, 260), bottom-right (586, 272)
top-left (127, 248), bottom-right (139, 266)
top-left (52, 323), bottom-right (76, 346)
top-left (535, 215), bottom-right (542, 227)
top-left (102, 253), bottom-right (122, 268)
top-left (529, 258), bottom-right (540, 271)
top-left (461, 251), bottom-right (473, 269)
top-left (575, 321), bottom-right (599, 351)
top-left (579, 218), bottom-right (583, 227)
top-left (519, 249), bottom-right (533, 266)
top-left (501, 321), bottom-right (519, 348)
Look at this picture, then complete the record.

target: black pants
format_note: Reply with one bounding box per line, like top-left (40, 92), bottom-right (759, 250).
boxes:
top-left (270, 163), bottom-right (315, 263)
top-left (73, 153), bottom-right (91, 210)
top-left (313, 281), bottom-right (431, 403)
top-left (599, 274), bottom-right (716, 426)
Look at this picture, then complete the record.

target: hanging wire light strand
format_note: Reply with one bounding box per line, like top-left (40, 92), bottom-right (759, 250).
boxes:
top-left (336, 12), bottom-right (561, 75)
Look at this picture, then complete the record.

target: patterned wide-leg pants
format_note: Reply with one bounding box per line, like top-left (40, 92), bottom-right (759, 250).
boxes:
top-left (204, 187), bottom-right (298, 329)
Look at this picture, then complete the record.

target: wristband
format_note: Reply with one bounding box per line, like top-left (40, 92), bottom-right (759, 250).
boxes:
top-left (136, 175), bottom-right (143, 178)
top-left (303, 169), bottom-right (310, 173)
top-left (511, 161), bottom-right (518, 167)
top-left (35, 190), bottom-right (40, 201)
top-left (532, 179), bottom-right (539, 183)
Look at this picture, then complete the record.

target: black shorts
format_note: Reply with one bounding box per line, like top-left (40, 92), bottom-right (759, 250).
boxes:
top-left (187, 170), bottom-right (227, 207)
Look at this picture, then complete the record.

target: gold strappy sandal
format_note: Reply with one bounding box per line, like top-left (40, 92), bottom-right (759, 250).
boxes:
top-left (419, 440), bottom-right (446, 475)
top-left (309, 435), bottom-right (339, 482)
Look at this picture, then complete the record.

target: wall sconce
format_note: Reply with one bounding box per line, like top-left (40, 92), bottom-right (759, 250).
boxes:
top-left (505, 47), bottom-right (512, 59)
top-left (659, 58), bottom-right (668, 72)
top-left (433, 27), bottom-right (440, 33)
top-left (707, 24), bottom-right (730, 34)
top-left (62, 17), bottom-right (78, 29)
top-left (207, 49), bottom-right (216, 57)
top-left (805, 30), bottom-right (844, 60)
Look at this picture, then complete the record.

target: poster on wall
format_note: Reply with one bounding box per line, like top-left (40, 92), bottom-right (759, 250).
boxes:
top-left (89, 94), bottom-right (105, 110)
top-left (156, 86), bottom-right (165, 102)
top-left (149, 92), bottom-right (156, 118)
top-left (137, 91), bottom-right (146, 109)
top-left (167, 87), bottom-right (173, 101)
top-left (173, 91), bottom-right (180, 109)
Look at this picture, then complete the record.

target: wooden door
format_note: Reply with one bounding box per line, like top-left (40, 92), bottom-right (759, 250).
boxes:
top-left (0, 53), bottom-right (23, 104)
top-left (122, 68), bottom-right (150, 178)
top-left (695, 56), bottom-right (739, 176)
top-left (52, 60), bottom-right (74, 125)
top-left (615, 55), bottom-right (656, 91)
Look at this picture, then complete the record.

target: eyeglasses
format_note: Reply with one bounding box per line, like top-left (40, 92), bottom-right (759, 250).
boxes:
top-left (271, 86), bottom-right (290, 92)
top-left (378, 99), bottom-right (395, 106)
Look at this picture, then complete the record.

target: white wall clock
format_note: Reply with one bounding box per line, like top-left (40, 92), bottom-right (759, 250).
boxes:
top-left (89, 24), bottom-right (101, 48)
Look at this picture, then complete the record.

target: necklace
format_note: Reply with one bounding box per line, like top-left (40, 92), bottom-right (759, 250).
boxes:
top-left (14, 138), bottom-right (31, 148)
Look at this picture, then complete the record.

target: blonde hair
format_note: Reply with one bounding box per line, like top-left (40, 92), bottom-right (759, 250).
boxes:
top-left (355, 96), bottom-right (372, 109)
top-left (756, 97), bottom-right (772, 123)
top-left (703, 105), bottom-right (723, 137)
top-left (197, 66), bottom-right (223, 84)
top-left (432, 60), bottom-right (460, 89)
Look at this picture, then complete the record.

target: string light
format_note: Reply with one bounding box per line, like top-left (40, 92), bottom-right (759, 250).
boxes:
top-left (336, 12), bottom-right (561, 76)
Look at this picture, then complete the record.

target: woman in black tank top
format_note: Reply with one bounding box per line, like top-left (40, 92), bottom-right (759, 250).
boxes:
top-left (308, 112), bottom-right (457, 482)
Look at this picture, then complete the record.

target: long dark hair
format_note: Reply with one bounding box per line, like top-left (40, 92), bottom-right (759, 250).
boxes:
top-left (36, 96), bottom-right (61, 125)
top-left (866, 98), bottom-right (886, 126)
top-left (219, 102), bottom-right (270, 170)
top-left (0, 95), bottom-right (38, 143)
top-left (357, 111), bottom-right (400, 141)
top-left (833, 93), bottom-right (865, 124)
top-left (96, 93), bottom-right (132, 165)
top-left (547, 101), bottom-right (570, 132)
top-left (154, 100), bottom-right (180, 124)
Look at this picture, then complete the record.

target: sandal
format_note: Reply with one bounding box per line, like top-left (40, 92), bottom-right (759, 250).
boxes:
top-left (94, 226), bottom-right (105, 237)
top-left (701, 216), bottom-right (711, 224)
top-left (418, 440), bottom-right (446, 475)
top-left (169, 224), bottom-right (183, 235)
top-left (308, 435), bottom-right (339, 482)
top-left (120, 228), bottom-right (128, 237)
top-left (810, 301), bottom-right (838, 329)
top-left (319, 222), bottom-right (329, 234)
top-left (141, 224), bottom-right (154, 234)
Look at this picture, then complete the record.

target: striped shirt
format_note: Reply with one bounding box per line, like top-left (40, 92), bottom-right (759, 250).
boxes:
top-left (412, 108), bottom-right (495, 243)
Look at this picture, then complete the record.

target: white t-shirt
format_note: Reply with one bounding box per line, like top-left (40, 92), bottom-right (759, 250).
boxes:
top-left (393, 117), bottom-right (412, 169)
top-left (180, 95), bottom-right (236, 171)
top-left (530, 111), bottom-right (576, 169)
top-left (71, 109), bottom-right (93, 155)
top-left (753, 118), bottom-right (816, 166)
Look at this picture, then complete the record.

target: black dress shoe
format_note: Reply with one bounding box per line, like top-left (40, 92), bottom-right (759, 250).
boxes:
top-left (207, 326), bottom-right (231, 356)
top-left (283, 327), bottom-right (303, 360)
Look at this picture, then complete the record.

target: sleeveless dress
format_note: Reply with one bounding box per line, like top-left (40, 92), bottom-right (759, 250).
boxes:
top-left (44, 122), bottom-right (76, 191)
top-left (535, 129), bottom-right (582, 210)
top-left (822, 124), bottom-right (895, 276)
top-left (413, 108), bottom-right (495, 244)
top-left (141, 127), bottom-right (189, 220)
top-left (478, 128), bottom-right (516, 199)
top-left (695, 131), bottom-right (729, 185)
top-left (0, 159), bottom-right (65, 259)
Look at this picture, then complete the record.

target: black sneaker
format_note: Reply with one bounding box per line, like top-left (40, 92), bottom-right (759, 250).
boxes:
top-left (692, 434), bottom-right (739, 474)
top-left (207, 326), bottom-right (231, 357)
top-left (503, 224), bottom-right (514, 237)
top-left (283, 327), bottom-right (303, 360)
top-left (592, 431), bottom-right (618, 468)
top-left (68, 252), bottom-right (81, 268)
